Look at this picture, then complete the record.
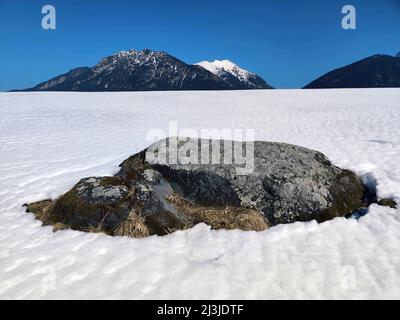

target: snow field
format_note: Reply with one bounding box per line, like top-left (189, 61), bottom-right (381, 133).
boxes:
top-left (0, 89), bottom-right (399, 299)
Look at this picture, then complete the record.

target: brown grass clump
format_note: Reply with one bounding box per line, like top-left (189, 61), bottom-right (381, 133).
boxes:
top-left (166, 193), bottom-right (189, 207)
top-left (79, 208), bottom-right (111, 234)
top-left (52, 222), bottom-right (70, 232)
top-left (25, 200), bottom-right (70, 232)
top-left (113, 209), bottom-right (150, 238)
top-left (24, 199), bottom-right (53, 224)
top-left (191, 206), bottom-right (269, 232)
top-left (166, 193), bottom-right (269, 232)
top-left (26, 191), bottom-right (269, 238)
top-left (82, 224), bottom-right (105, 234)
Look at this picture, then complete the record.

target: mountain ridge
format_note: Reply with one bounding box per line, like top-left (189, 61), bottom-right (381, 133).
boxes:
top-left (14, 50), bottom-right (400, 91)
top-left (304, 53), bottom-right (400, 89)
top-left (18, 49), bottom-right (272, 92)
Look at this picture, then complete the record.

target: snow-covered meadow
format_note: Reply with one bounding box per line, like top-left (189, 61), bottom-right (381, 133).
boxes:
top-left (0, 89), bottom-right (399, 299)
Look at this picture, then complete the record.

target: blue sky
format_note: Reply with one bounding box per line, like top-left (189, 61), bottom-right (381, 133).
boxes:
top-left (0, 0), bottom-right (399, 90)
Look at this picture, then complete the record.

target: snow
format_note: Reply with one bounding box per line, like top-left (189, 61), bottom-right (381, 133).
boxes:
top-left (0, 89), bottom-right (400, 299)
top-left (196, 59), bottom-right (255, 82)
top-left (196, 60), bottom-right (223, 75)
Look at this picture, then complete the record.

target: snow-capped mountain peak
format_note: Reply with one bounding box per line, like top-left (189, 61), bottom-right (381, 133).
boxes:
top-left (196, 59), bottom-right (272, 89)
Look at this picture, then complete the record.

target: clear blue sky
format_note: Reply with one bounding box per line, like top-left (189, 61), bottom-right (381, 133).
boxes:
top-left (1, 0), bottom-right (399, 90)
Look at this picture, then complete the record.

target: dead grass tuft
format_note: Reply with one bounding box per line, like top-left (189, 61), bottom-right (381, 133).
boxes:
top-left (25, 200), bottom-right (53, 224)
top-left (167, 193), bottom-right (269, 232)
top-left (113, 208), bottom-right (150, 238)
top-left (52, 222), bottom-right (70, 232)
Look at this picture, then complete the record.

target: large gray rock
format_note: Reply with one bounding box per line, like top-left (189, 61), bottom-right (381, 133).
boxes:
top-left (129, 138), bottom-right (368, 225)
top-left (26, 138), bottom-right (372, 237)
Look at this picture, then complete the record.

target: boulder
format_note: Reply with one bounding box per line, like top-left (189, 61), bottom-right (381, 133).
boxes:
top-left (26, 138), bottom-right (372, 237)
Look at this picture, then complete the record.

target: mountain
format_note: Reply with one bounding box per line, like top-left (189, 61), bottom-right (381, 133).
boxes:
top-left (22, 49), bottom-right (228, 91)
top-left (19, 49), bottom-right (272, 92)
top-left (196, 60), bottom-right (273, 89)
top-left (304, 54), bottom-right (400, 89)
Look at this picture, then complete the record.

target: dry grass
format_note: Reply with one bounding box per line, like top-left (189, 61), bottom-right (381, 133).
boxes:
top-left (25, 200), bottom-right (53, 224)
top-left (113, 208), bottom-right (150, 238)
top-left (27, 192), bottom-right (269, 238)
top-left (52, 222), bottom-right (70, 232)
top-left (79, 208), bottom-right (111, 234)
top-left (82, 224), bottom-right (105, 233)
top-left (166, 193), bottom-right (269, 232)
top-left (192, 206), bottom-right (269, 231)
top-left (35, 209), bottom-right (52, 225)
top-left (166, 193), bottom-right (189, 207)
top-left (25, 200), bottom-right (71, 232)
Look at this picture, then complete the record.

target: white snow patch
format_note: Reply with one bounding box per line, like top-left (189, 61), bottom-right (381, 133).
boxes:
top-left (196, 59), bottom-right (256, 82)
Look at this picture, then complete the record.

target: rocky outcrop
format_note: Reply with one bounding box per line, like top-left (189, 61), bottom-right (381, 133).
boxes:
top-left (26, 138), bottom-right (380, 238)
